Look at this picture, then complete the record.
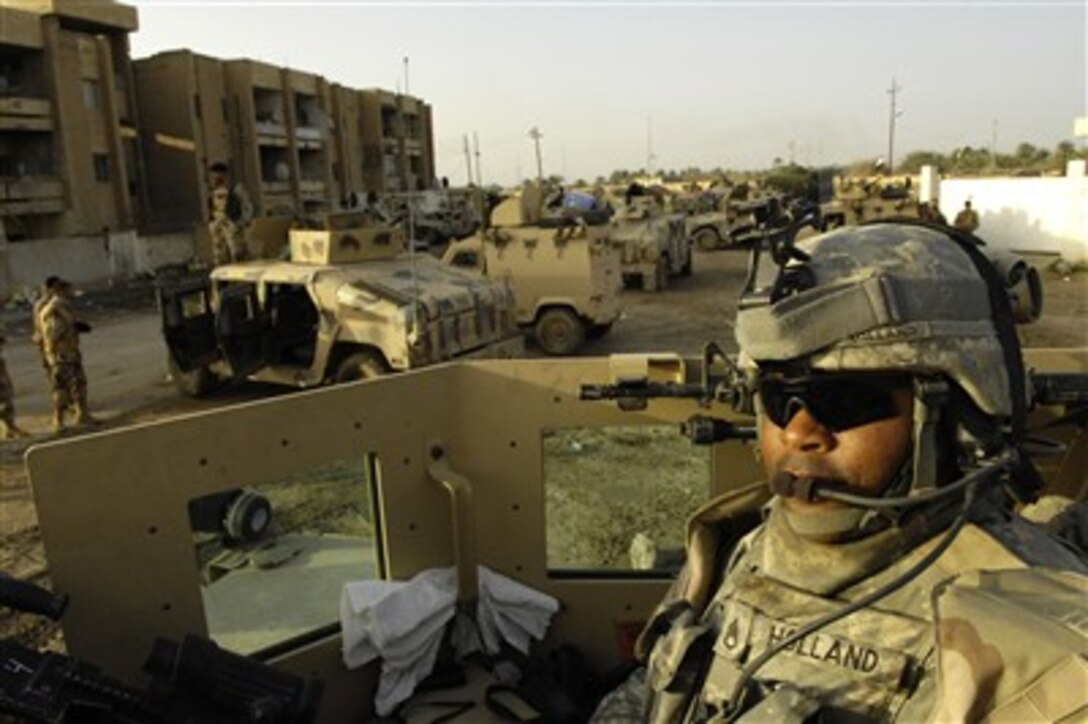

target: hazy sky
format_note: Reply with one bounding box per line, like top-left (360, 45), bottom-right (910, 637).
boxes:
top-left (129, 1), bottom-right (1087, 185)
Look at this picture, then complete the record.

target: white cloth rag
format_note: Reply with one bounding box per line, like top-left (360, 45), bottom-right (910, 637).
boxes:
top-left (340, 565), bottom-right (559, 716)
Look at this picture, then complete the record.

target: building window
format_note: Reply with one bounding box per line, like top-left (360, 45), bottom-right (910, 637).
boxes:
top-left (82, 79), bottom-right (101, 110)
top-left (93, 154), bottom-right (110, 182)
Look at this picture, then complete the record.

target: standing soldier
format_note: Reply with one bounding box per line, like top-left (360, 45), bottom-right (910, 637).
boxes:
top-left (31, 276), bottom-right (56, 371)
top-left (953, 199), bottom-right (980, 233)
top-left (39, 278), bottom-right (97, 432)
top-left (207, 161), bottom-right (254, 265)
top-left (0, 324), bottom-right (28, 440)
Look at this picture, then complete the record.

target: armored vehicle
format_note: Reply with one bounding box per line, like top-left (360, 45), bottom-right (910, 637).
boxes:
top-left (157, 213), bottom-right (523, 396)
top-left (610, 196), bottom-right (693, 291)
top-left (19, 345), bottom-right (1087, 722)
top-left (683, 180), bottom-right (797, 251)
top-left (441, 186), bottom-right (623, 356)
top-left (379, 188), bottom-right (482, 247)
top-left (820, 175), bottom-right (921, 229)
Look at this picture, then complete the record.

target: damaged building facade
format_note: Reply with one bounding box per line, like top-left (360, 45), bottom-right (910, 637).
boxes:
top-left (0, 0), bottom-right (435, 297)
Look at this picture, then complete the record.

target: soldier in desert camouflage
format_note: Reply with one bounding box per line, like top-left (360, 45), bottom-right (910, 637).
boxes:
top-left (0, 323), bottom-right (28, 440)
top-left (593, 223), bottom-right (1086, 722)
top-left (207, 161), bottom-right (254, 265)
top-left (38, 278), bottom-right (98, 432)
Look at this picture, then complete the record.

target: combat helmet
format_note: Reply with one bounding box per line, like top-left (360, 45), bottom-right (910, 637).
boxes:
top-left (735, 221), bottom-right (1031, 521)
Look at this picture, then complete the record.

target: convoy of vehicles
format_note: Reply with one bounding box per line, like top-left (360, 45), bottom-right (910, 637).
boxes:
top-left (157, 212), bottom-right (522, 396)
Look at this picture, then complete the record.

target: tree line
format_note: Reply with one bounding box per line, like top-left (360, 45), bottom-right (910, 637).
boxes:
top-left (575, 140), bottom-right (1086, 187)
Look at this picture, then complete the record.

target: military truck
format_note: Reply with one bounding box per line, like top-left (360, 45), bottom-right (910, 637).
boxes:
top-left (157, 212), bottom-right (523, 397)
top-left (820, 175), bottom-right (921, 229)
top-left (611, 196), bottom-right (693, 291)
top-left (379, 188), bottom-right (482, 247)
top-left (441, 186), bottom-right (623, 356)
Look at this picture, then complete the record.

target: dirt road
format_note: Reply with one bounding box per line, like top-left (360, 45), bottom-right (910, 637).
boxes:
top-left (1, 248), bottom-right (1085, 648)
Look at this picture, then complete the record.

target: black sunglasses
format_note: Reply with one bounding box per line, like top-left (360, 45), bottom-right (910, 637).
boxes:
top-left (758, 374), bottom-right (910, 432)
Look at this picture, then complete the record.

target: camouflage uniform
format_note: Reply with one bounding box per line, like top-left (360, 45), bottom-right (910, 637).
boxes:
top-left (0, 326), bottom-right (27, 439)
top-left (208, 180), bottom-right (254, 266)
top-left (953, 205), bottom-right (980, 233)
top-left (39, 290), bottom-right (93, 430)
top-left (31, 288), bottom-right (52, 368)
top-left (592, 224), bottom-right (1088, 723)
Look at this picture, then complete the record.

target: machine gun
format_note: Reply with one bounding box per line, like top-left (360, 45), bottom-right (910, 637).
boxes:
top-left (579, 342), bottom-right (759, 445)
top-left (0, 574), bottom-right (323, 724)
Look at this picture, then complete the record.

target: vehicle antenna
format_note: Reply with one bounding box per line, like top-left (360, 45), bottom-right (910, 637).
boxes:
top-left (646, 114), bottom-right (655, 177)
top-left (887, 77), bottom-right (903, 172)
top-left (473, 131), bottom-right (482, 186)
top-left (463, 134), bottom-right (473, 185)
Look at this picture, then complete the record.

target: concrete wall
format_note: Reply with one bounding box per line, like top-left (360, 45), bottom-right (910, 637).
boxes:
top-left (937, 164), bottom-right (1088, 262)
top-left (1, 230), bottom-right (194, 299)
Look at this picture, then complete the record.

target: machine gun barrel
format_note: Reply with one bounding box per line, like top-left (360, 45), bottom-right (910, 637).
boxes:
top-left (579, 382), bottom-right (706, 401)
top-left (1032, 373), bottom-right (1088, 407)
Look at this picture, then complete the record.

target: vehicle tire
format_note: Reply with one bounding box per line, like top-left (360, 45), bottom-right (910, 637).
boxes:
top-left (534, 307), bottom-right (586, 356)
top-left (693, 227), bottom-right (721, 252)
top-left (333, 350), bottom-right (389, 384)
top-left (168, 357), bottom-right (217, 398)
top-left (223, 490), bottom-right (272, 543)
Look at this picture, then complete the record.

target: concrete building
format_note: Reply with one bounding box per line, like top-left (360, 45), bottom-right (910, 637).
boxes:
top-left (133, 51), bottom-right (436, 233)
top-left (359, 89), bottom-right (435, 193)
top-left (0, 2), bottom-right (438, 293)
top-left (0, 0), bottom-right (141, 245)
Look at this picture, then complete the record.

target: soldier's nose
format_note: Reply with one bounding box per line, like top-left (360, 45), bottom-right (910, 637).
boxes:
top-left (780, 404), bottom-right (835, 453)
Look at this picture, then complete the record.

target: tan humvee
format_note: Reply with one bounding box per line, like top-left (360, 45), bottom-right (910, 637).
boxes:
top-left (820, 174), bottom-right (921, 229)
top-left (22, 346), bottom-right (1088, 722)
top-left (611, 196), bottom-right (693, 291)
top-left (441, 187), bottom-right (623, 355)
top-left (157, 212), bottom-right (523, 396)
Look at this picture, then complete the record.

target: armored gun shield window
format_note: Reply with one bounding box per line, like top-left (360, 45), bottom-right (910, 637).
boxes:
top-left (543, 425), bottom-right (711, 575)
top-left (187, 456), bottom-right (381, 655)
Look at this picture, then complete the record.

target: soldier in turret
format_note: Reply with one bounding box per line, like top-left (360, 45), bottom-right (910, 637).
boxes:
top-left (592, 224), bottom-right (1086, 722)
top-left (207, 161), bottom-right (254, 265)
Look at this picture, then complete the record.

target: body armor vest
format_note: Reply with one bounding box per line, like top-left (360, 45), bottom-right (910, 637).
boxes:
top-left (644, 512), bottom-right (1029, 723)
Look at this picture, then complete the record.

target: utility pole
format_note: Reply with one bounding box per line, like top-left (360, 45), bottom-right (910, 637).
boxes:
top-left (403, 56), bottom-right (409, 95)
top-left (463, 134), bottom-right (473, 185)
top-left (990, 118), bottom-right (999, 171)
top-left (473, 131), bottom-right (482, 186)
top-left (528, 126), bottom-right (544, 181)
top-left (887, 77), bottom-right (903, 172)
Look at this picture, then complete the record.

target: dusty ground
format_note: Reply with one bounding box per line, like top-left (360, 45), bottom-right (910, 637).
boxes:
top-left (1, 249), bottom-right (1085, 649)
